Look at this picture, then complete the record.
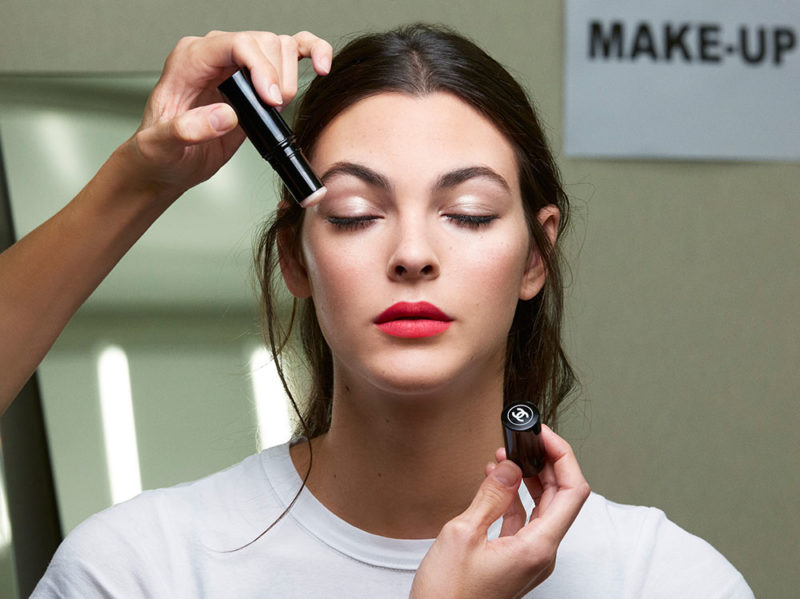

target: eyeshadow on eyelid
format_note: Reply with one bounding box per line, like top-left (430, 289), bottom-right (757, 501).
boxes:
top-left (454, 192), bottom-right (491, 203)
top-left (448, 193), bottom-right (505, 210)
top-left (321, 194), bottom-right (377, 214)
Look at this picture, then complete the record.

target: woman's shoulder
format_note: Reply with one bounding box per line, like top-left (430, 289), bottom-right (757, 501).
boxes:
top-left (32, 444), bottom-right (292, 598)
top-left (107, 443), bottom-right (287, 538)
top-left (545, 492), bottom-right (753, 598)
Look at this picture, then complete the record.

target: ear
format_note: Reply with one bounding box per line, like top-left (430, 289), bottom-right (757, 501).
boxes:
top-left (519, 204), bottom-right (560, 301)
top-left (277, 226), bottom-right (312, 299)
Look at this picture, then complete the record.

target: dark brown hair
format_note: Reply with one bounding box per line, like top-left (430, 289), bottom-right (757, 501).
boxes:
top-left (256, 23), bottom-right (575, 441)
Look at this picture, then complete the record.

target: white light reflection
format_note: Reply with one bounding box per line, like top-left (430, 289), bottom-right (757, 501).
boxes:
top-left (0, 458), bottom-right (11, 550)
top-left (35, 111), bottom-right (87, 192)
top-left (98, 346), bottom-right (142, 504)
top-left (249, 347), bottom-right (292, 450)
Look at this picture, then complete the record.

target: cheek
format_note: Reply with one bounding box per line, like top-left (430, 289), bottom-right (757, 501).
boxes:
top-left (301, 234), bottom-right (377, 322)
top-left (456, 230), bottom-right (530, 302)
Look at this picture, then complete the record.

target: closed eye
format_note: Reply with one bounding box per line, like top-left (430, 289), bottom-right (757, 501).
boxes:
top-left (445, 214), bottom-right (498, 229)
top-left (326, 215), bottom-right (380, 231)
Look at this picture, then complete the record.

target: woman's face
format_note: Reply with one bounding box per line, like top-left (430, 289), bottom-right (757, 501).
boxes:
top-left (284, 92), bottom-right (554, 398)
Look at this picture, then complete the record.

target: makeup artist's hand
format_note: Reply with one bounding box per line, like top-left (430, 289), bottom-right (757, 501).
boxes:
top-left (0, 31), bottom-right (332, 412)
top-left (120, 30), bottom-right (332, 200)
top-left (410, 425), bottom-right (590, 599)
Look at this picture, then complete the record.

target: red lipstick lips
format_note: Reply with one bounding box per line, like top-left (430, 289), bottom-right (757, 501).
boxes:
top-left (374, 301), bottom-right (453, 339)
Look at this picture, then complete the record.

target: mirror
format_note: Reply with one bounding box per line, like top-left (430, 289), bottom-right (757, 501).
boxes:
top-left (0, 453), bottom-right (16, 597)
top-left (0, 74), bottom-right (300, 593)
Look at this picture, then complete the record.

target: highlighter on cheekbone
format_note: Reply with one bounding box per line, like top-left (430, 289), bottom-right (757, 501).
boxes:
top-left (502, 401), bottom-right (545, 477)
top-left (218, 69), bottom-right (325, 207)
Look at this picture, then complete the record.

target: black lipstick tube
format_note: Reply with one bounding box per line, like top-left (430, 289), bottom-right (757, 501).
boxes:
top-left (218, 69), bottom-right (325, 207)
top-left (502, 401), bottom-right (545, 477)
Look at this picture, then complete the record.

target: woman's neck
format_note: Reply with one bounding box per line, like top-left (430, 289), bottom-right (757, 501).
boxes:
top-left (290, 371), bottom-right (506, 539)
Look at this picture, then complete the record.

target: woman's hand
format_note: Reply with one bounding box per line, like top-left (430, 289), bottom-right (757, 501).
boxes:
top-left (120, 30), bottom-right (333, 199)
top-left (410, 426), bottom-right (590, 599)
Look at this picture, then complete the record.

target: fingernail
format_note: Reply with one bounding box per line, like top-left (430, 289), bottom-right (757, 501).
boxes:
top-left (268, 84), bottom-right (283, 105)
top-left (319, 55), bottom-right (331, 75)
top-left (209, 106), bottom-right (236, 132)
top-left (492, 461), bottom-right (521, 487)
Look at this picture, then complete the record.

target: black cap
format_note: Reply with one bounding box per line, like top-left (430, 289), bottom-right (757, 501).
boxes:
top-left (501, 401), bottom-right (545, 476)
top-left (218, 69), bottom-right (324, 206)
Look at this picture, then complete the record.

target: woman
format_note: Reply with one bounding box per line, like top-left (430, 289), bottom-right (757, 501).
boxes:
top-left (0, 25), bottom-right (750, 597)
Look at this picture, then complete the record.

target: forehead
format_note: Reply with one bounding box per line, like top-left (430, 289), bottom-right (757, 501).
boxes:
top-left (310, 91), bottom-right (519, 187)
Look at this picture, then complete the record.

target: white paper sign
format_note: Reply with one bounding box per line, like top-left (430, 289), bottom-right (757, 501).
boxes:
top-left (564, 0), bottom-right (800, 161)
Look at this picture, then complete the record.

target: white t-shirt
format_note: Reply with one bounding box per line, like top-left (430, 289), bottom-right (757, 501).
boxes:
top-left (32, 442), bottom-right (753, 598)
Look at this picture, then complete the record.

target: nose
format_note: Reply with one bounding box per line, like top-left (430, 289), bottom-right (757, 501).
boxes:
top-left (387, 218), bottom-right (440, 281)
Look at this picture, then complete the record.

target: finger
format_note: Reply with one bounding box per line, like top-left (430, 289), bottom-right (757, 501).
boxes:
top-left (228, 31), bottom-right (330, 104)
top-left (495, 447), bottom-right (507, 463)
top-left (135, 103), bottom-right (238, 163)
top-left (252, 33), bottom-right (286, 103)
top-left (533, 457), bottom-right (558, 514)
top-left (278, 35), bottom-right (300, 102)
top-left (523, 472), bottom-right (544, 509)
top-left (160, 31), bottom-right (330, 112)
top-left (184, 31), bottom-right (280, 80)
top-left (175, 32), bottom-right (284, 106)
top-left (519, 426), bottom-right (590, 542)
top-left (498, 489), bottom-right (526, 537)
top-left (542, 425), bottom-right (588, 491)
top-left (293, 30), bottom-right (333, 74)
top-left (484, 461), bottom-right (497, 477)
top-left (227, 32), bottom-right (284, 105)
top-left (526, 428), bottom-right (571, 518)
top-left (459, 460), bottom-right (522, 531)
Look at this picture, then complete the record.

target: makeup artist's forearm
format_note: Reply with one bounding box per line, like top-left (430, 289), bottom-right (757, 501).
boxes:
top-left (0, 145), bottom-right (178, 414)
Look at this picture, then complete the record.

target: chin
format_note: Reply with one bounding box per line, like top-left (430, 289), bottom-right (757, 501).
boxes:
top-left (334, 345), bottom-right (505, 400)
top-left (339, 355), bottom-right (452, 397)
top-left (367, 358), bottom-right (494, 400)
top-left (373, 376), bottom-right (454, 398)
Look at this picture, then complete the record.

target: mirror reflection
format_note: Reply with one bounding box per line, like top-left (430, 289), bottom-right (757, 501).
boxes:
top-left (0, 75), bottom-right (297, 595)
top-left (0, 448), bottom-right (17, 597)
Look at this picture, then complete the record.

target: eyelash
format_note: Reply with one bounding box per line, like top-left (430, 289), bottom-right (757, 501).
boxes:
top-left (326, 214), bottom-right (498, 231)
top-left (327, 216), bottom-right (377, 231)
top-left (445, 214), bottom-right (497, 229)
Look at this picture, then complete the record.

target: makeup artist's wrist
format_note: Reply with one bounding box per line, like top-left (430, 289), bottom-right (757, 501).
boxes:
top-left (110, 135), bottom-right (194, 207)
top-left (78, 141), bottom-right (184, 241)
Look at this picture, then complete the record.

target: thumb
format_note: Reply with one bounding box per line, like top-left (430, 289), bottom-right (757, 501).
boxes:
top-left (135, 103), bottom-right (238, 164)
top-left (459, 460), bottom-right (522, 531)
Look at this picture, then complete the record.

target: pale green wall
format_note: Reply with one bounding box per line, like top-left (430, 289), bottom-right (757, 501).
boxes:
top-left (1, 1), bottom-right (798, 597)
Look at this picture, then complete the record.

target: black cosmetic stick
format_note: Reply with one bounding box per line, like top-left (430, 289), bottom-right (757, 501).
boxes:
top-left (218, 69), bottom-right (325, 207)
top-left (501, 401), bottom-right (545, 477)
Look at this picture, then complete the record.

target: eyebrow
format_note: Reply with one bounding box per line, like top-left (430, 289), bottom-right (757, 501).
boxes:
top-left (320, 162), bottom-right (392, 190)
top-left (435, 166), bottom-right (511, 193)
top-left (319, 162), bottom-right (511, 194)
